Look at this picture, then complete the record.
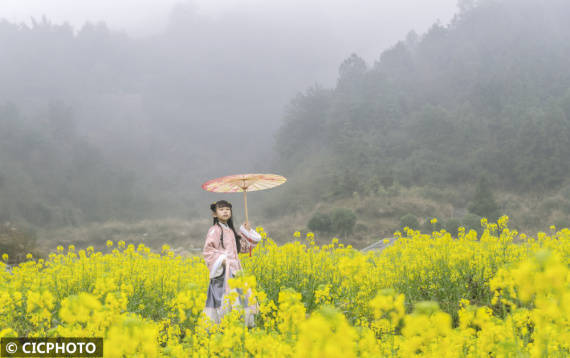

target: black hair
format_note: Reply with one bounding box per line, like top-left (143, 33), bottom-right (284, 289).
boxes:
top-left (210, 200), bottom-right (241, 252)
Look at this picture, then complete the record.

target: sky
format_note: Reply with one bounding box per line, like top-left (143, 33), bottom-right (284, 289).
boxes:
top-left (1, 0), bottom-right (459, 63)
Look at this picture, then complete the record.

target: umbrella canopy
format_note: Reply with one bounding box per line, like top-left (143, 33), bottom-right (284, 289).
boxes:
top-left (201, 173), bottom-right (286, 193)
top-left (202, 173), bottom-right (286, 223)
top-left (201, 173), bottom-right (286, 256)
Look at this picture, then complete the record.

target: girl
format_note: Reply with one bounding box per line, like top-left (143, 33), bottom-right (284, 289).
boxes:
top-left (202, 200), bottom-right (261, 326)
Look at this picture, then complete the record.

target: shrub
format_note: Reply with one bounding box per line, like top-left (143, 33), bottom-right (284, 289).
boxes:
top-left (330, 208), bottom-right (357, 236)
top-left (468, 177), bottom-right (500, 221)
top-left (422, 218), bottom-right (443, 232)
top-left (400, 213), bottom-right (419, 230)
top-left (308, 212), bottom-right (332, 233)
top-left (462, 213), bottom-right (482, 234)
top-left (0, 223), bottom-right (38, 264)
top-left (444, 218), bottom-right (462, 236)
top-left (354, 222), bottom-right (368, 233)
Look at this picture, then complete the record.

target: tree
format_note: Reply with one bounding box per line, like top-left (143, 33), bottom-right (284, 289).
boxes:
top-left (338, 53), bottom-right (367, 81)
top-left (457, 0), bottom-right (477, 14)
top-left (308, 212), bottom-right (332, 233)
top-left (468, 177), bottom-right (500, 221)
top-left (331, 208), bottom-right (357, 237)
top-left (444, 218), bottom-right (462, 236)
top-left (400, 214), bottom-right (419, 230)
top-left (0, 223), bottom-right (38, 264)
top-left (462, 213), bottom-right (483, 235)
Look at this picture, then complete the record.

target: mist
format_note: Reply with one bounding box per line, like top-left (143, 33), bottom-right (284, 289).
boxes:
top-left (0, 0), bottom-right (457, 222)
top-left (2, 1), bottom-right (570, 352)
top-left (2, 0), bottom-right (569, 255)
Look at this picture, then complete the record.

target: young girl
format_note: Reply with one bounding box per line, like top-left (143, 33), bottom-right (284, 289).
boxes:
top-left (202, 200), bottom-right (261, 326)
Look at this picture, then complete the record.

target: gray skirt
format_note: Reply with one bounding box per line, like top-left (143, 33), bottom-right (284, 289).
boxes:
top-left (205, 265), bottom-right (249, 308)
top-left (203, 265), bottom-right (255, 327)
top-left (205, 265), bottom-right (226, 308)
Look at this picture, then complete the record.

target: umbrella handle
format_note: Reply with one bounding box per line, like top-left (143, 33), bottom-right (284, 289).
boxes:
top-left (243, 188), bottom-right (252, 257)
top-left (243, 190), bottom-right (249, 226)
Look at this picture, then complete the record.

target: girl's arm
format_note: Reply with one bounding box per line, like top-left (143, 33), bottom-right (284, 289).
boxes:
top-left (239, 223), bottom-right (262, 254)
top-left (203, 225), bottom-right (227, 278)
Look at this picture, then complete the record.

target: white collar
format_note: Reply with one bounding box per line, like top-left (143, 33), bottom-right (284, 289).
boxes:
top-left (219, 222), bottom-right (229, 229)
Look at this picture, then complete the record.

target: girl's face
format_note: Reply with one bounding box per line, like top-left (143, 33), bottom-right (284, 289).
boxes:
top-left (214, 206), bottom-right (232, 223)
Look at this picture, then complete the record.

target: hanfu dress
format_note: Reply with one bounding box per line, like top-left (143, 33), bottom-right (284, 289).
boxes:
top-left (202, 222), bottom-right (261, 325)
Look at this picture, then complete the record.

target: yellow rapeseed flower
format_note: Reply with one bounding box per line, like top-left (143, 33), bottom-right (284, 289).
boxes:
top-left (0, 214), bottom-right (567, 356)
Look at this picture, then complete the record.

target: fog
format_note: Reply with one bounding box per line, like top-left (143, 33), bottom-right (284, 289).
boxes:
top-left (4, 0), bottom-right (568, 254)
top-left (2, 0), bottom-right (457, 66)
top-left (3, 2), bottom-right (570, 352)
top-left (0, 0), bottom-right (457, 223)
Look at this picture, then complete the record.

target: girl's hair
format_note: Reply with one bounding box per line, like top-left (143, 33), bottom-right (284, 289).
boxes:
top-left (210, 200), bottom-right (241, 252)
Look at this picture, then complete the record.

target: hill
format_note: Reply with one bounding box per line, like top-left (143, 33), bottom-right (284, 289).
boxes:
top-left (274, 0), bottom-right (570, 202)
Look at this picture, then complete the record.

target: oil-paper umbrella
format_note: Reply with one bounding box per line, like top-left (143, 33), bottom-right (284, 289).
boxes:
top-left (201, 173), bottom-right (287, 252)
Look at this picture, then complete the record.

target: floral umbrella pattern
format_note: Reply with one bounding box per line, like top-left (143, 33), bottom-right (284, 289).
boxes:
top-left (201, 173), bottom-right (287, 193)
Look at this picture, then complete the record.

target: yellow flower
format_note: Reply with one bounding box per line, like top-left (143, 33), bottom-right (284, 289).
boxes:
top-left (1, 253), bottom-right (8, 261)
top-left (106, 240), bottom-right (114, 247)
top-left (0, 215), bottom-right (568, 356)
top-left (293, 231), bottom-right (301, 238)
top-left (498, 215), bottom-right (509, 229)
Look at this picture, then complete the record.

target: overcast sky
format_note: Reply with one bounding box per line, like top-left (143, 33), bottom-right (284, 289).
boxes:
top-left (1, 0), bottom-right (459, 63)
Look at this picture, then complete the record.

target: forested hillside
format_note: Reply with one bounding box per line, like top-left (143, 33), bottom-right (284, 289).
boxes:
top-left (0, 9), bottom-right (328, 227)
top-left (1, 0), bottom-right (569, 241)
top-left (0, 103), bottom-right (147, 227)
top-left (275, 0), bottom-right (570, 201)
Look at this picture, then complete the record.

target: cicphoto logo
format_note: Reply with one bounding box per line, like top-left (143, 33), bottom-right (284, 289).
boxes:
top-left (0, 338), bottom-right (103, 357)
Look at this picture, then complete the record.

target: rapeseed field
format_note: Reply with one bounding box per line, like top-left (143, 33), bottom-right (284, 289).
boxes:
top-left (1, 216), bottom-right (568, 357)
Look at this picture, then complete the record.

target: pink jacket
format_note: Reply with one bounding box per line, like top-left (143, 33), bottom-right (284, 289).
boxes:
top-left (203, 223), bottom-right (260, 283)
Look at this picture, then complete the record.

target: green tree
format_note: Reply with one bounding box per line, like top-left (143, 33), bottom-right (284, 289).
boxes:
top-left (468, 177), bottom-right (500, 221)
top-left (462, 213), bottom-right (483, 235)
top-left (308, 212), bottom-right (332, 233)
top-left (400, 214), bottom-right (419, 230)
top-left (0, 223), bottom-right (38, 264)
top-left (331, 208), bottom-right (357, 237)
top-left (444, 218), bottom-right (462, 236)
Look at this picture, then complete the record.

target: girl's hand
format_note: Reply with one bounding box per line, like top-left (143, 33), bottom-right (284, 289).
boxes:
top-left (243, 222), bottom-right (251, 231)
